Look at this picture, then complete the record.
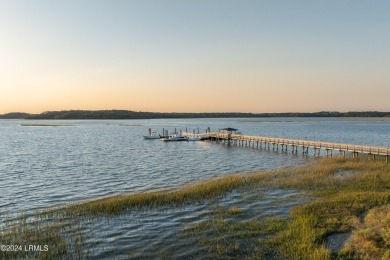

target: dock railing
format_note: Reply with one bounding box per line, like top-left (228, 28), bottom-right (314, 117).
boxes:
top-left (182, 132), bottom-right (390, 158)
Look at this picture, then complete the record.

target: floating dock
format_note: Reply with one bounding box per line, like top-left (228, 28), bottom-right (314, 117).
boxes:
top-left (182, 131), bottom-right (390, 162)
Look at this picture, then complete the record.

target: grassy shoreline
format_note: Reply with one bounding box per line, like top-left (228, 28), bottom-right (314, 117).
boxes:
top-left (1, 157), bottom-right (389, 259)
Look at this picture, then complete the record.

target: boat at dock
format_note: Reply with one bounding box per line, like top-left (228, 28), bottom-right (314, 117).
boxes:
top-left (161, 134), bottom-right (189, 142)
top-left (144, 128), bottom-right (162, 139)
top-left (143, 134), bottom-right (162, 139)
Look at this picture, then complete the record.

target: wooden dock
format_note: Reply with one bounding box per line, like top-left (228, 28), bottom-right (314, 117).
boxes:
top-left (182, 132), bottom-right (390, 162)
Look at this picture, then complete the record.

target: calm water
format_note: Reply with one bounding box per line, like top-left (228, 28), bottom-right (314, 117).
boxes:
top-left (1, 117), bottom-right (389, 258)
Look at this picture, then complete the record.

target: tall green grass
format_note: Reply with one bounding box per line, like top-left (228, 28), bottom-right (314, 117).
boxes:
top-left (0, 214), bottom-right (84, 259)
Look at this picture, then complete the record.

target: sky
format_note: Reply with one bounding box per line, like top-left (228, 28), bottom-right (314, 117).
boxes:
top-left (0, 1), bottom-right (389, 114)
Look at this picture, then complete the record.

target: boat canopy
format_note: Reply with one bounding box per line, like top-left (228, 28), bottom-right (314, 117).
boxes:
top-left (220, 127), bottom-right (238, 134)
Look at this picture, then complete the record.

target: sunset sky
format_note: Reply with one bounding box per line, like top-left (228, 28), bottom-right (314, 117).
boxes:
top-left (1, 1), bottom-right (389, 114)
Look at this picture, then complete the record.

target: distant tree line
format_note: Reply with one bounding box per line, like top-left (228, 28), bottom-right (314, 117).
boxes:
top-left (1, 110), bottom-right (390, 120)
top-left (0, 112), bottom-right (31, 119)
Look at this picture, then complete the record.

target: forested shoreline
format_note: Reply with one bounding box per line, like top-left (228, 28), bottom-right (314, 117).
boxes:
top-left (1, 110), bottom-right (390, 120)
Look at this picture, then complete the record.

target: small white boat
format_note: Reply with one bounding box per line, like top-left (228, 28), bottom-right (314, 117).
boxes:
top-left (161, 134), bottom-right (189, 142)
top-left (143, 134), bottom-right (161, 139)
top-left (144, 128), bottom-right (162, 139)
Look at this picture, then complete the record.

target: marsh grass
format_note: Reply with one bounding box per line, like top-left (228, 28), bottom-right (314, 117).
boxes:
top-left (119, 124), bottom-right (143, 126)
top-left (227, 207), bottom-right (245, 215)
top-left (339, 204), bottom-right (390, 259)
top-left (0, 175), bottom-right (247, 259)
top-left (0, 214), bottom-right (85, 259)
top-left (2, 156), bottom-right (390, 258)
top-left (53, 174), bottom-right (246, 218)
top-left (259, 157), bottom-right (390, 259)
top-left (20, 124), bottom-right (73, 127)
top-left (182, 157), bottom-right (390, 259)
top-left (183, 206), bottom-right (289, 259)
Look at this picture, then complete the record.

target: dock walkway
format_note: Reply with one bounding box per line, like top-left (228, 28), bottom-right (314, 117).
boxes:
top-left (182, 132), bottom-right (390, 162)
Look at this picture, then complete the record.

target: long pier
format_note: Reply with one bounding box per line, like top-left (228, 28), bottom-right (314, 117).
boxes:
top-left (182, 132), bottom-right (390, 162)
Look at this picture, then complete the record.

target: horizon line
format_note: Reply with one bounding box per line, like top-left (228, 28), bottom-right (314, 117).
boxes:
top-left (2, 109), bottom-right (390, 115)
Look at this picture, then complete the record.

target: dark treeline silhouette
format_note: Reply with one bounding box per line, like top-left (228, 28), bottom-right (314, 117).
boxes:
top-left (24, 110), bottom-right (257, 119)
top-left (1, 110), bottom-right (390, 120)
top-left (0, 112), bottom-right (31, 119)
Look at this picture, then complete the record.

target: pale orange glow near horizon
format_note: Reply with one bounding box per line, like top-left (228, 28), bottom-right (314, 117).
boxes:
top-left (1, 1), bottom-right (390, 114)
top-left (2, 72), bottom-right (388, 114)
